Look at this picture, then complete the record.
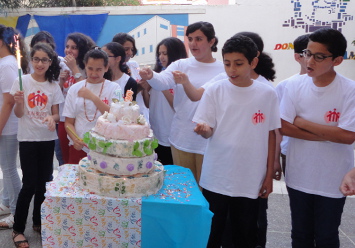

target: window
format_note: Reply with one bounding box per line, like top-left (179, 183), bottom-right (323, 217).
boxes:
top-left (142, 47), bottom-right (145, 55)
top-left (137, 31), bottom-right (140, 38)
top-left (150, 45), bottom-right (153, 53)
top-left (144, 28), bottom-right (147, 35)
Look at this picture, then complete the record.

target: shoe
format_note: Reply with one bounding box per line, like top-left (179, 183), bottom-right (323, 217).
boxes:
top-left (0, 214), bottom-right (14, 229)
top-left (0, 204), bottom-right (10, 216)
top-left (12, 230), bottom-right (29, 248)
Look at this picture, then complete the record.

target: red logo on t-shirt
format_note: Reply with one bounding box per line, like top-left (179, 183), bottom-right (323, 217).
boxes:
top-left (324, 108), bottom-right (340, 123)
top-left (63, 76), bottom-right (76, 89)
top-left (169, 88), bottom-right (174, 95)
top-left (102, 97), bottom-right (109, 105)
top-left (252, 110), bottom-right (265, 125)
top-left (28, 90), bottom-right (48, 110)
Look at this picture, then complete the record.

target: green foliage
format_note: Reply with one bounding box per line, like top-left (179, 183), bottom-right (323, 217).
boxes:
top-left (0, 0), bottom-right (141, 8)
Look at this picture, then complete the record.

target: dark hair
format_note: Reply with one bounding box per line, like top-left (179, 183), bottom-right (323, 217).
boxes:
top-left (112, 33), bottom-right (137, 57)
top-left (0, 25), bottom-right (29, 74)
top-left (234, 32), bottom-right (276, 82)
top-left (186, 21), bottom-right (218, 52)
top-left (293, 34), bottom-right (310, 54)
top-left (103, 42), bottom-right (130, 76)
top-left (31, 43), bottom-right (60, 83)
top-left (30, 31), bottom-right (56, 50)
top-left (222, 35), bottom-right (258, 64)
top-left (83, 47), bottom-right (109, 67)
top-left (66, 32), bottom-right (95, 70)
top-left (309, 27), bottom-right (347, 58)
top-left (154, 37), bottom-right (188, 73)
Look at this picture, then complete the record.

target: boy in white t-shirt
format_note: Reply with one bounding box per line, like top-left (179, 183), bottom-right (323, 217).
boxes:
top-left (280, 27), bottom-right (355, 248)
top-left (193, 35), bottom-right (280, 248)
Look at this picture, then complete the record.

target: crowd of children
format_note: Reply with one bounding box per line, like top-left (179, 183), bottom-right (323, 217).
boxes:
top-left (0, 20), bottom-right (354, 248)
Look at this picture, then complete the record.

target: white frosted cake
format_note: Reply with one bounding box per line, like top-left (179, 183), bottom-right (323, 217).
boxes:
top-left (78, 92), bottom-right (164, 198)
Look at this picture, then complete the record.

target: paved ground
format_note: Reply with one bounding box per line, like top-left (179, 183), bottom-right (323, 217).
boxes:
top-left (0, 158), bottom-right (354, 248)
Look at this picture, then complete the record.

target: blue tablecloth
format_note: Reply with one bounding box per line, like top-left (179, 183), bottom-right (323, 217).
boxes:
top-left (41, 164), bottom-right (212, 248)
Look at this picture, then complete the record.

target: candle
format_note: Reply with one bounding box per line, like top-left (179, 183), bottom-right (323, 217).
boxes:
top-left (124, 89), bottom-right (133, 102)
top-left (14, 34), bottom-right (23, 91)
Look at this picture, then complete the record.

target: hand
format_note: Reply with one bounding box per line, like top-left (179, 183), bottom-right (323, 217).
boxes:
top-left (172, 71), bottom-right (189, 85)
top-left (340, 170), bottom-right (355, 196)
top-left (194, 123), bottom-right (213, 139)
top-left (43, 115), bottom-right (56, 132)
top-left (73, 138), bottom-right (86, 151)
top-left (138, 80), bottom-right (151, 91)
top-left (78, 87), bottom-right (95, 101)
top-left (139, 67), bottom-right (153, 80)
top-left (13, 91), bottom-right (24, 104)
top-left (259, 176), bottom-right (273, 198)
top-left (273, 159), bottom-right (282, 180)
top-left (64, 54), bottom-right (77, 71)
top-left (60, 70), bottom-right (70, 81)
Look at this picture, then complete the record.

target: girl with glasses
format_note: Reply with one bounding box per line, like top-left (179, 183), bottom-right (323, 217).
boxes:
top-left (10, 43), bottom-right (64, 248)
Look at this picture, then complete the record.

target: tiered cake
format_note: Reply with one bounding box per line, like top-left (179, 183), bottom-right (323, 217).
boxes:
top-left (78, 91), bottom-right (164, 198)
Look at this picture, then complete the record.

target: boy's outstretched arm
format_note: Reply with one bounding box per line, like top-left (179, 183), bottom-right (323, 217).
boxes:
top-left (172, 71), bottom-right (204, 102)
top-left (259, 130), bottom-right (275, 198)
top-left (194, 123), bottom-right (213, 139)
top-left (294, 117), bottom-right (355, 145)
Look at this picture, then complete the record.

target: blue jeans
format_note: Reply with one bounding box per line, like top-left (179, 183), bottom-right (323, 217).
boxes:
top-left (0, 134), bottom-right (21, 215)
top-left (288, 187), bottom-right (346, 248)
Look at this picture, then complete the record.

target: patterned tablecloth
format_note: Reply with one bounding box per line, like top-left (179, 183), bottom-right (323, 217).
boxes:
top-left (41, 164), bottom-right (212, 248)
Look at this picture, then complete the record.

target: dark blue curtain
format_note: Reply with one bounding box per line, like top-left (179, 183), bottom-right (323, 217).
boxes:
top-left (16, 14), bottom-right (31, 37)
top-left (34, 14), bottom-right (108, 56)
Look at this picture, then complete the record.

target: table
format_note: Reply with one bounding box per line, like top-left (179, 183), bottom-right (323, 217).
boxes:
top-left (41, 164), bottom-right (212, 248)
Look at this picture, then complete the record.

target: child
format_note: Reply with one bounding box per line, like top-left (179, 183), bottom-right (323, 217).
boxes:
top-left (102, 42), bottom-right (138, 100)
top-left (58, 32), bottom-right (95, 164)
top-left (139, 22), bottom-right (224, 182)
top-left (139, 37), bottom-right (187, 165)
top-left (275, 33), bottom-right (310, 177)
top-left (280, 27), bottom-right (355, 247)
top-left (193, 35), bottom-right (280, 248)
top-left (10, 43), bottom-right (64, 248)
top-left (112, 33), bottom-right (150, 124)
top-left (0, 25), bottom-right (28, 230)
top-left (63, 47), bottom-right (121, 164)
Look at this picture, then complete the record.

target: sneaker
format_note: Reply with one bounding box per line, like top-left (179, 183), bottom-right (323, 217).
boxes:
top-left (0, 214), bottom-right (14, 229)
top-left (0, 204), bottom-right (10, 216)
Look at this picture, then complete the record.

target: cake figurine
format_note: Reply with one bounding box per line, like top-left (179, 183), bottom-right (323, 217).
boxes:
top-left (77, 89), bottom-right (164, 198)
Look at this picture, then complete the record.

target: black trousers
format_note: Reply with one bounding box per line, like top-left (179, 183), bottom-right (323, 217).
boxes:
top-left (203, 188), bottom-right (259, 248)
top-left (155, 144), bottom-right (173, 165)
top-left (13, 141), bottom-right (54, 233)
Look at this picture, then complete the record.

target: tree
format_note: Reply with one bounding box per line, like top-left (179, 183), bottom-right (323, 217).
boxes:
top-left (0, 0), bottom-right (140, 9)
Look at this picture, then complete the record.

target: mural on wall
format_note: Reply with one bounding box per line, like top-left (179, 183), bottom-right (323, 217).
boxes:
top-left (276, 0), bottom-right (354, 60)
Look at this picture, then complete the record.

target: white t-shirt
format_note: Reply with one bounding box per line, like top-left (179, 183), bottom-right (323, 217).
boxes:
top-left (59, 61), bottom-right (86, 122)
top-left (148, 57), bottom-right (224, 154)
top-left (127, 60), bottom-right (150, 125)
top-left (280, 73), bottom-right (355, 198)
top-left (149, 88), bottom-right (175, 146)
top-left (0, 55), bottom-right (18, 135)
top-left (10, 74), bottom-right (64, 141)
top-left (275, 73), bottom-right (301, 155)
top-left (202, 72), bottom-right (273, 89)
top-left (62, 79), bottom-right (121, 151)
top-left (113, 73), bottom-right (130, 92)
top-left (193, 79), bottom-right (280, 198)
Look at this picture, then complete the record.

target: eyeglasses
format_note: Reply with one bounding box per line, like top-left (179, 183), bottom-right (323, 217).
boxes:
top-left (302, 49), bottom-right (333, 62)
top-left (32, 57), bottom-right (51, 64)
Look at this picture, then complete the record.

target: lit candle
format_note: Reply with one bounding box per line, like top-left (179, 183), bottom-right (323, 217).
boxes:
top-left (14, 34), bottom-right (23, 91)
top-left (124, 89), bottom-right (133, 102)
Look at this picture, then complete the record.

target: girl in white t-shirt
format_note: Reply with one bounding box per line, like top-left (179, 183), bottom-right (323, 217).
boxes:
top-left (139, 22), bottom-right (224, 182)
top-left (0, 25), bottom-right (29, 230)
top-left (10, 43), bottom-right (64, 247)
top-left (63, 47), bottom-right (121, 164)
top-left (112, 33), bottom-right (150, 124)
top-left (58, 33), bottom-right (95, 164)
top-left (102, 42), bottom-right (138, 100)
top-left (139, 37), bottom-right (187, 165)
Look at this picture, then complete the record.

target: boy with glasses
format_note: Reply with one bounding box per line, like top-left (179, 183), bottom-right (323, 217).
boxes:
top-left (280, 27), bottom-right (355, 248)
